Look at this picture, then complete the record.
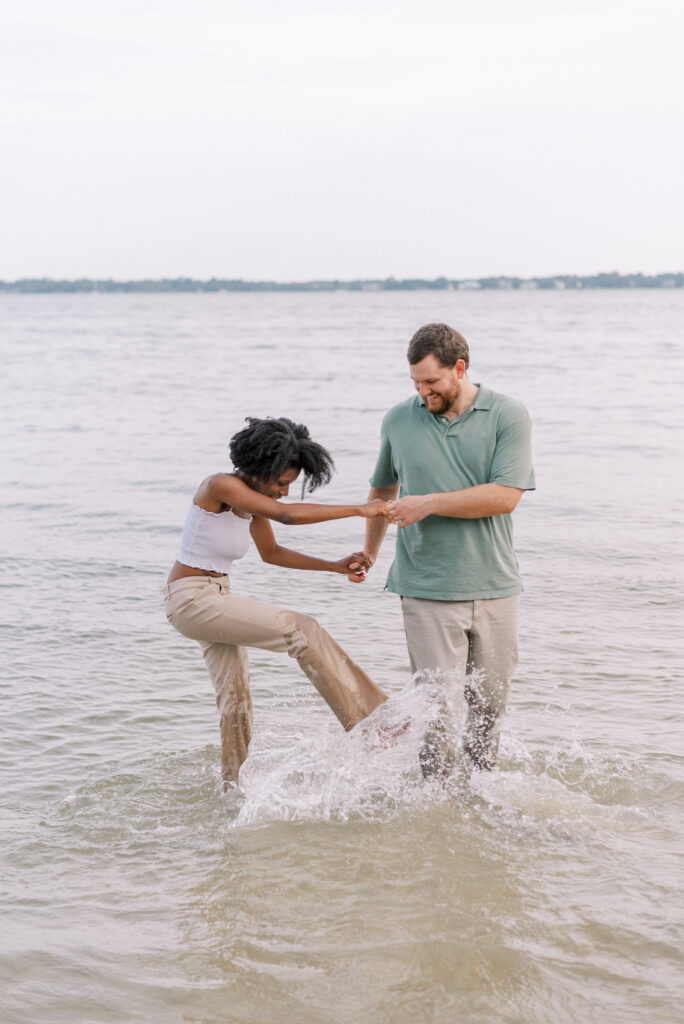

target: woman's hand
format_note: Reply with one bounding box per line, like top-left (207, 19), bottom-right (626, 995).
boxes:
top-left (358, 499), bottom-right (390, 519)
top-left (335, 551), bottom-right (371, 582)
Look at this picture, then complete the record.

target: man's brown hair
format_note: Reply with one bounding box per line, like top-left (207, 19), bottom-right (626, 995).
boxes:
top-left (407, 323), bottom-right (470, 369)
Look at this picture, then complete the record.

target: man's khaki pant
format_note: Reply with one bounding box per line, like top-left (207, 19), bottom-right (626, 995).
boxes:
top-left (401, 594), bottom-right (520, 769)
top-left (164, 575), bottom-right (387, 784)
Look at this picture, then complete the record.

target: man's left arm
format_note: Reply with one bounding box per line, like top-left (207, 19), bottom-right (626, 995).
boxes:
top-left (386, 412), bottom-right (534, 527)
top-left (386, 484), bottom-right (523, 526)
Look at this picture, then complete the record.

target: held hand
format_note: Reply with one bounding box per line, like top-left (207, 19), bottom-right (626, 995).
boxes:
top-left (347, 550), bottom-right (376, 582)
top-left (359, 499), bottom-right (390, 519)
top-left (336, 551), bottom-right (371, 583)
top-left (386, 495), bottom-right (432, 527)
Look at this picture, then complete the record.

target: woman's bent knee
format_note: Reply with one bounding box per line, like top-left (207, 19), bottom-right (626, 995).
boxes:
top-left (280, 609), bottom-right (320, 659)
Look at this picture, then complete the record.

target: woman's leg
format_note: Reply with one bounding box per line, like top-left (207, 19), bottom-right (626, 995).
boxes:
top-left (200, 640), bottom-right (252, 785)
top-left (165, 576), bottom-right (388, 776)
top-left (281, 608), bottom-right (387, 729)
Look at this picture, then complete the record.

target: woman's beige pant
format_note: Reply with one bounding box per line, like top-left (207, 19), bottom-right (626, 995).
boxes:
top-left (164, 575), bottom-right (387, 784)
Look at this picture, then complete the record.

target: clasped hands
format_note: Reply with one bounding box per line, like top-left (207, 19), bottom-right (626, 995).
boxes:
top-left (337, 550), bottom-right (373, 583)
top-left (342, 494), bottom-right (431, 582)
top-left (364, 495), bottom-right (431, 528)
top-left (385, 494), bottom-right (431, 527)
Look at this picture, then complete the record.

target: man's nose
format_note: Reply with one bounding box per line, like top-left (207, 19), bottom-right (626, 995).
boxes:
top-left (281, 485), bottom-right (290, 496)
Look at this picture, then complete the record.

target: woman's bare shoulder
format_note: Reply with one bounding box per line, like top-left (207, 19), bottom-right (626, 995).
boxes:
top-left (194, 473), bottom-right (240, 512)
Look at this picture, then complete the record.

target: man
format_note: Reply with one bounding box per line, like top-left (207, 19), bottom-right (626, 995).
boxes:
top-left (363, 323), bottom-right (535, 773)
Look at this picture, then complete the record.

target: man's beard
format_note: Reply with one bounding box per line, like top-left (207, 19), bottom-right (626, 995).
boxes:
top-left (426, 382), bottom-right (461, 416)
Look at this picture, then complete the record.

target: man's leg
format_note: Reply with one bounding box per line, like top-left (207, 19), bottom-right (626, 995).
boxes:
top-left (401, 597), bottom-right (471, 778)
top-left (401, 596), bottom-right (471, 675)
top-left (464, 595), bottom-right (520, 770)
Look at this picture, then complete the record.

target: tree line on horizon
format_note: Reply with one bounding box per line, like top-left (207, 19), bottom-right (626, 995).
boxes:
top-left (1, 272), bottom-right (682, 293)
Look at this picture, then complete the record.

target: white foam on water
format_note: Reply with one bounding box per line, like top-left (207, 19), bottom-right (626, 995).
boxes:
top-left (470, 766), bottom-right (612, 822)
top-left (234, 670), bottom-right (466, 827)
top-left (48, 670), bottom-right (656, 847)
top-left (233, 669), bottom-right (655, 833)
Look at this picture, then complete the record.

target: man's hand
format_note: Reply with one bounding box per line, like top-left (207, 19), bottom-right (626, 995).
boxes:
top-left (386, 494), bottom-right (433, 527)
top-left (388, 484), bottom-right (523, 524)
top-left (336, 551), bottom-right (372, 583)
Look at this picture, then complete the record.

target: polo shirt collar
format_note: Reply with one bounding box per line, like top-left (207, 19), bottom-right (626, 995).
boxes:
top-left (471, 385), bottom-right (491, 410)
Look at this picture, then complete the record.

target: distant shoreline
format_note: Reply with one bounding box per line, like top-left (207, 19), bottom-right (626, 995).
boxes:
top-left (1, 272), bottom-right (682, 293)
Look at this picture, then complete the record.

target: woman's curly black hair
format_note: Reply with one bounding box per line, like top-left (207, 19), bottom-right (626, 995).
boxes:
top-left (229, 417), bottom-right (334, 493)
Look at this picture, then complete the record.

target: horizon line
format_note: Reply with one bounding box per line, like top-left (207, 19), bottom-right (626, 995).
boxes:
top-left (1, 271), bottom-right (683, 293)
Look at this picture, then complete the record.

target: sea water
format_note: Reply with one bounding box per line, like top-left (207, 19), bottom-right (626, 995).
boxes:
top-left (1, 290), bottom-right (683, 1023)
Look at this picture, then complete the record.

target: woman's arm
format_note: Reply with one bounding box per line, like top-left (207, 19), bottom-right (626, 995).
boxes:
top-left (202, 474), bottom-right (387, 525)
top-left (250, 518), bottom-right (370, 581)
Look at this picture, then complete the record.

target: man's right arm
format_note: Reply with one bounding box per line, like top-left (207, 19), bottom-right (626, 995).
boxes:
top-left (364, 483), bottom-right (400, 567)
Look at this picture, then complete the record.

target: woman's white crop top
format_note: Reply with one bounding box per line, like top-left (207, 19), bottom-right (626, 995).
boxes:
top-left (176, 502), bottom-right (252, 574)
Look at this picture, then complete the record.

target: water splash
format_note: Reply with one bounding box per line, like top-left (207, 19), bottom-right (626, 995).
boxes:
top-left (49, 670), bottom-right (664, 841)
top-left (235, 670), bottom-right (465, 827)
top-left (233, 670), bottom-right (658, 833)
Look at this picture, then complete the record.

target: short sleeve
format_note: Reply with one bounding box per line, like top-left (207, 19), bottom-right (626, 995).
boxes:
top-left (489, 413), bottom-right (536, 490)
top-left (369, 422), bottom-right (399, 488)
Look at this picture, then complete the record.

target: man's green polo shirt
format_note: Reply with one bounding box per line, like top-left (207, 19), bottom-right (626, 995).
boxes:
top-left (370, 386), bottom-right (535, 601)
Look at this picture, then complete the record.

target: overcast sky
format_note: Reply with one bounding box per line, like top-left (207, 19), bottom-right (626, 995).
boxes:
top-left (1, 0), bottom-right (683, 280)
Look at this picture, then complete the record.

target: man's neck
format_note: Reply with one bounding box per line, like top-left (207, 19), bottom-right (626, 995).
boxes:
top-left (444, 380), bottom-right (479, 420)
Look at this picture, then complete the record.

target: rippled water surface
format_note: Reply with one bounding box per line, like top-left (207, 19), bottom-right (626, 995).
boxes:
top-left (2, 291), bottom-right (683, 1023)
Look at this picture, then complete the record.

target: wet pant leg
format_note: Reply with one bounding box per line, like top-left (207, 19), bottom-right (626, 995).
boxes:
top-left (401, 595), bottom-right (519, 769)
top-left (465, 596), bottom-right (519, 768)
top-left (200, 640), bottom-right (252, 785)
top-left (165, 575), bottom-right (387, 782)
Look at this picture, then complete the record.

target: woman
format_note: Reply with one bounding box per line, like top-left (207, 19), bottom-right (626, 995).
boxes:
top-left (164, 416), bottom-right (390, 787)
